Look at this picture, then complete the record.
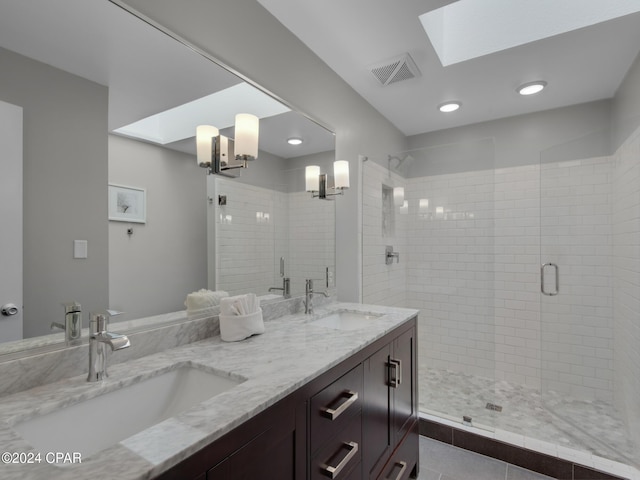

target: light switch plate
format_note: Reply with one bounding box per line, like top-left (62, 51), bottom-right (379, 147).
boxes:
top-left (74, 240), bottom-right (88, 259)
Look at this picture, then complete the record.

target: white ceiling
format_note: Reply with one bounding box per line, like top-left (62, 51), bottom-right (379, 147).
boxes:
top-left (256, 0), bottom-right (640, 136)
top-left (0, 0), bottom-right (335, 159)
top-left (3, 0), bottom-right (640, 151)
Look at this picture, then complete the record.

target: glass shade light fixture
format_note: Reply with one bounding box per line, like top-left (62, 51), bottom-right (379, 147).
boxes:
top-left (234, 113), bottom-right (259, 160)
top-left (305, 165), bottom-right (321, 192)
top-left (438, 101), bottom-right (461, 113)
top-left (306, 160), bottom-right (350, 199)
top-left (517, 81), bottom-right (547, 96)
top-left (287, 137), bottom-right (303, 145)
top-left (196, 113), bottom-right (259, 178)
top-left (196, 125), bottom-right (219, 169)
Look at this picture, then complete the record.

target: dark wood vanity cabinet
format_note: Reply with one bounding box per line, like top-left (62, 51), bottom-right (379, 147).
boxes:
top-left (310, 364), bottom-right (363, 479)
top-left (363, 326), bottom-right (418, 479)
top-left (206, 417), bottom-right (297, 479)
top-left (155, 317), bottom-right (417, 480)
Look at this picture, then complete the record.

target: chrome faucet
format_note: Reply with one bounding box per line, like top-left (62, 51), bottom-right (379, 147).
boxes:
top-left (269, 277), bottom-right (291, 298)
top-left (87, 310), bottom-right (130, 382)
top-left (50, 301), bottom-right (83, 343)
top-left (304, 279), bottom-right (330, 315)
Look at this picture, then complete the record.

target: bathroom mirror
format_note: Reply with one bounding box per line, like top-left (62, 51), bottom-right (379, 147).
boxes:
top-left (210, 166), bottom-right (336, 300)
top-left (0, 0), bottom-right (335, 353)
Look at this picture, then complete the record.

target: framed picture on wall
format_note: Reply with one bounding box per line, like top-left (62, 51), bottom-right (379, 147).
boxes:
top-left (108, 184), bottom-right (146, 223)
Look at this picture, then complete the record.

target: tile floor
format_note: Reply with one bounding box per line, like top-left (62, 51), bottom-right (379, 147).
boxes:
top-left (419, 367), bottom-right (639, 469)
top-left (418, 436), bottom-right (556, 480)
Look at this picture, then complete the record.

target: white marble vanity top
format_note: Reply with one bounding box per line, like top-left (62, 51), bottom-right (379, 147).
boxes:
top-left (0, 302), bottom-right (417, 480)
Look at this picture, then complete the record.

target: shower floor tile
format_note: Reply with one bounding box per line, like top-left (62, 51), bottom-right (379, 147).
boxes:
top-left (420, 367), bottom-right (639, 469)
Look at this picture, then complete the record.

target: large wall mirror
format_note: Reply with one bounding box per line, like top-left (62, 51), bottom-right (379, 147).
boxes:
top-left (0, 0), bottom-right (335, 353)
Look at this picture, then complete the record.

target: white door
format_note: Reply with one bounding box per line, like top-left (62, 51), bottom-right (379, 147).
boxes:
top-left (0, 100), bottom-right (23, 343)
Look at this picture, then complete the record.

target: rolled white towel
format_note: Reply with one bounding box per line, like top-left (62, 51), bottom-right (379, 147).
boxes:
top-left (220, 293), bottom-right (259, 316)
top-left (219, 307), bottom-right (264, 342)
top-left (185, 289), bottom-right (228, 313)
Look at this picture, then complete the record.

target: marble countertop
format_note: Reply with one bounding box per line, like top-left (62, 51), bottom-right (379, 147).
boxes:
top-left (0, 302), bottom-right (417, 480)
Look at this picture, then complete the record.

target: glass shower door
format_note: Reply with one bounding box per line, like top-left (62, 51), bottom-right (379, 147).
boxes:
top-left (362, 139), bottom-right (499, 432)
top-left (539, 131), bottom-right (638, 466)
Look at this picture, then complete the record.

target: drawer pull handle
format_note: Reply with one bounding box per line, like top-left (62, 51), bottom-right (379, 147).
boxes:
top-left (389, 359), bottom-right (402, 388)
top-left (321, 390), bottom-right (358, 420)
top-left (385, 460), bottom-right (407, 480)
top-left (322, 441), bottom-right (358, 478)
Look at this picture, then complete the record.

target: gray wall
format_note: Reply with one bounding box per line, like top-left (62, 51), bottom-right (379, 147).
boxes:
top-left (407, 100), bottom-right (612, 175)
top-left (108, 135), bottom-right (207, 319)
top-left (234, 149), bottom-right (290, 192)
top-left (405, 51), bottom-right (640, 176)
top-left (0, 47), bottom-right (108, 337)
top-left (610, 46), bottom-right (640, 453)
top-left (612, 51), bottom-right (640, 149)
top-left (121, 0), bottom-right (408, 303)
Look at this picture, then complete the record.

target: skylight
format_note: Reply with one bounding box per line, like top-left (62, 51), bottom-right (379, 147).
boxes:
top-left (113, 83), bottom-right (290, 144)
top-left (420, 0), bottom-right (640, 66)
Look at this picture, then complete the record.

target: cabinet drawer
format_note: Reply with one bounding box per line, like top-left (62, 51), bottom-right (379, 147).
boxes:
top-left (311, 364), bottom-right (363, 451)
top-left (311, 412), bottom-right (362, 480)
top-left (376, 422), bottom-right (418, 480)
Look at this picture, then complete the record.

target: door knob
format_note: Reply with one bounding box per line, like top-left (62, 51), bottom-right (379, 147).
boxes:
top-left (1, 303), bottom-right (19, 316)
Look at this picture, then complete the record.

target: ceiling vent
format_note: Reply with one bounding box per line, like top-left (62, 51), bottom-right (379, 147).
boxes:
top-left (369, 53), bottom-right (421, 86)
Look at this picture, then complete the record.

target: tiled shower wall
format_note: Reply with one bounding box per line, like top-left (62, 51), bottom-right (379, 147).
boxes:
top-left (287, 190), bottom-right (335, 297)
top-left (405, 169), bottom-right (498, 381)
top-left (362, 161), bottom-right (407, 307)
top-left (215, 179), bottom-right (334, 297)
top-left (363, 145), bottom-right (637, 403)
top-left (215, 179), bottom-right (281, 296)
top-left (492, 165), bottom-right (540, 388)
top-left (612, 126), bottom-right (640, 447)
top-left (539, 158), bottom-right (614, 400)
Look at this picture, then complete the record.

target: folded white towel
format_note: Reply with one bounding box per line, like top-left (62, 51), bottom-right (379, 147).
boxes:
top-left (185, 289), bottom-right (229, 313)
top-left (220, 293), bottom-right (259, 316)
top-left (219, 293), bottom-right (263, 342)
top-left (220, 308), bottom-right (264, 342)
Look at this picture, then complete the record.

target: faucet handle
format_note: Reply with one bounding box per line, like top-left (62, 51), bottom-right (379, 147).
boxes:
top-left (91, 309), bottom-right (124, 319)
top-left (90, 309), bottom-right (124, 333)
top-left (63, 301), bottom-right (81, 314)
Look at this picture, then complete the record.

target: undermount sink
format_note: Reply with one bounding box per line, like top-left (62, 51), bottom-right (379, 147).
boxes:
top-left (310, 311), bottom-right (381, 331)
top-left (11, 364), bottom-right (244, 458)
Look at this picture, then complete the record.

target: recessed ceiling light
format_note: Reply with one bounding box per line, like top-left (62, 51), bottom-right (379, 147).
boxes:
top-left (287, 137), bottom-right (303, 145)
top-left (518, 81), bottom-right (547, 96)
top-left (438, 101), bottom-right (461, 113)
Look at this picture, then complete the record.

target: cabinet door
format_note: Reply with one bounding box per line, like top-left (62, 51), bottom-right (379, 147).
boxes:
top-left (376, 421), bottom-right (419, 480)
top-left (207, 458), bottom-right (229, 479)
top-left (207, 426), bottom-right (295, 480)
top-left (391, 327), bottom-right (416, 443)
top-left (362, 343), bottom-right (392, 478)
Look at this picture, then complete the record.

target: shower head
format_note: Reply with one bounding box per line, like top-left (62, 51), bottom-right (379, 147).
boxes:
top-left (388, 154), bottom-right (414, 171)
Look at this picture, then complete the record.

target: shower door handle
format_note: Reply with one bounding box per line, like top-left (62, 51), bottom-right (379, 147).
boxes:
top-left (541, 263), bottom-right (559, 296)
